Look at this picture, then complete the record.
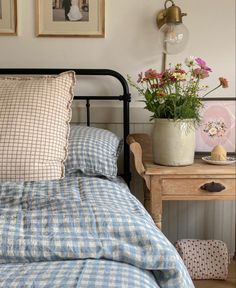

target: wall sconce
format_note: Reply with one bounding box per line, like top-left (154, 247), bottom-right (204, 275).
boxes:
top-left (157, 0), bottom-right (189, 55)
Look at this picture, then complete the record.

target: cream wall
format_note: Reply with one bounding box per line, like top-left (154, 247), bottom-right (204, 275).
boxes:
top-left (1, 0), bottom-right (235, 101)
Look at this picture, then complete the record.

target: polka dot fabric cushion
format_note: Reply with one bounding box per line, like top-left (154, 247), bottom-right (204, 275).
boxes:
top-left (175, 239), bottom-right (229, 280)
top-left (0, 71), bottom-right (75, 181)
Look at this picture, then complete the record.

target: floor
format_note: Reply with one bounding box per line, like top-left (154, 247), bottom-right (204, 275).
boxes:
top-left (193, 260), bottom-right (236, 288)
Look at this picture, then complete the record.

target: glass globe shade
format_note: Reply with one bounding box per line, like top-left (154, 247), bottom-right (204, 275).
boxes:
top-left (159, 22), bottom-right (189, 54)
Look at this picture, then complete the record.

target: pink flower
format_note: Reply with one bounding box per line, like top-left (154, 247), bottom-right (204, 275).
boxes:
top-left (193, 68), bottom-right (209, 79)
top-left (195, 58), bottom-right (212, 72)
top-left (219, 77), bottom-right (228, 88)
top-left (144, 69), bottom-right (161, 79)
top-left (217, 130), bottom-right (225, 137)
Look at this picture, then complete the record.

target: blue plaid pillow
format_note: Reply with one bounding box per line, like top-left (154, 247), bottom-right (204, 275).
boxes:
top-left (65, 126), bottom-right (123, 178)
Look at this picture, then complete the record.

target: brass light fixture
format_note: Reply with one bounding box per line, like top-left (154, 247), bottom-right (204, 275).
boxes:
top-left (157, 0), bottom-right (189, 55)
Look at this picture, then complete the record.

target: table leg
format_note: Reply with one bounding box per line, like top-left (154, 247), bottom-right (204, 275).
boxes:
top-left (149, 176), bottom-right (163, 230)
top-left (144, 184), bottom-right (162, 229)
top-left (152, 213), bottom-right (162, 230)
top-left (144, 183), bottom-right (151, 212)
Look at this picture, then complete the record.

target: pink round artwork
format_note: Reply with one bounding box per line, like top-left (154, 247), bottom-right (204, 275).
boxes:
top-left (200, 104), bottom-right (231, 148)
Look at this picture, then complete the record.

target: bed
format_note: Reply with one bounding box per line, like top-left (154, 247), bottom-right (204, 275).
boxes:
top-left (0, 69), bottom-right (194, 288)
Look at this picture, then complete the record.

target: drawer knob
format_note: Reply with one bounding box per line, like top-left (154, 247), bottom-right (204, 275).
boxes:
top-left (200, 181), bottom-right (225, 192)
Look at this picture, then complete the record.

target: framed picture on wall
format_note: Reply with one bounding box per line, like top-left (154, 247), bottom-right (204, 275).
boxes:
top-left (0, 0), bottom-right (17, 35)
top-left (36, 0), bottom-right (105, 37)
top-left (195, 98), bottom-right (236, 154)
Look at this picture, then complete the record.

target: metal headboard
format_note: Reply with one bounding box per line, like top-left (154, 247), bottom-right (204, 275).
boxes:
top-left (0, 68), bottom-right (131, 186)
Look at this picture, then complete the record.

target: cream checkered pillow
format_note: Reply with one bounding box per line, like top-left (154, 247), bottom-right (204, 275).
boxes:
top-left (0, 71), bottom-right (75, 181)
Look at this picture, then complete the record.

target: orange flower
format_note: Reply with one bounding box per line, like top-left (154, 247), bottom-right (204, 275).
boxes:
top-left (219, 77), bottom-right (228, 88)
top-left (157, 91), bottom-right (166, 97)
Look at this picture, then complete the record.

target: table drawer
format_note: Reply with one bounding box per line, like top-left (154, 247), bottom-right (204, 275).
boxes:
top-left (161, 177), bottom-right (235, 200)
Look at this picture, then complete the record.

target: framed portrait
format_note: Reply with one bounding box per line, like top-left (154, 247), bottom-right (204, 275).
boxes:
top-left (195, 98), bottom-right (236, 154)
top-left (0, 0), bottom-right (17, 35)
top-left (36, 0), bottom-right (105, 37)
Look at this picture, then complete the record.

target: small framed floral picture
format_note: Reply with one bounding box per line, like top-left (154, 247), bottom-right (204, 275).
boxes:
top-left (195, 98), bottom-right (236, 154)
top-left (0, 0), bottom-right (17, 35)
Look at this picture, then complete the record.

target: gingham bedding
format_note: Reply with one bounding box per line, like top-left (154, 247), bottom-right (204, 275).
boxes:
top-left (0, 175), bottom-right (194, 288)
top-left (65, 125), bottom-right (123, 178)
top-left (0, 260), bottom-right (159, 288)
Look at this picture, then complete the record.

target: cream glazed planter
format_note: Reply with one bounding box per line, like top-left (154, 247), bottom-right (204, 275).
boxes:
top-left (152, 118), bottom-right (196, 166)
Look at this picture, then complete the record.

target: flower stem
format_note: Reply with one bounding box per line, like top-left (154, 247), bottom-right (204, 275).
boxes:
top-left (203, 84), bottom-right (221, 97)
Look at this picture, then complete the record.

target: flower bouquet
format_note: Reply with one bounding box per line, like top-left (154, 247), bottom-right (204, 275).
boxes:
top-left (128, 57), bottom-right (228, 123)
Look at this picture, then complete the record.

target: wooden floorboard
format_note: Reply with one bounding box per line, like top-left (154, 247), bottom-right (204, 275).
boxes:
top-left (193, 260), bottom-right (236, 288)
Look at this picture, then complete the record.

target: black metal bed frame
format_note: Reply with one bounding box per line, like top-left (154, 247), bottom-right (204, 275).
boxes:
top-left (0, 68), bottom-right (131, 185)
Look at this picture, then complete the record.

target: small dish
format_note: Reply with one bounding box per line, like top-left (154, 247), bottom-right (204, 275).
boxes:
top-left (202, 156), bottom-right (236, 165)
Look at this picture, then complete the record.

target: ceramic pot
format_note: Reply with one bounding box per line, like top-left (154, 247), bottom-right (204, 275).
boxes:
top-left (152, 118), bottom-right (196, 166)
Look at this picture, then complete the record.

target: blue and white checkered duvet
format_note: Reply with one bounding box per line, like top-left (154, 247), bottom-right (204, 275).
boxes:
top-left (0, 175), bottom-right (194, 287)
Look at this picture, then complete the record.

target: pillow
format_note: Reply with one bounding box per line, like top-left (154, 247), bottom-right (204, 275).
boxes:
top-left (0, 71), bottom-right (75, 181)
top-left (65, 126), bottom-right (123, 178)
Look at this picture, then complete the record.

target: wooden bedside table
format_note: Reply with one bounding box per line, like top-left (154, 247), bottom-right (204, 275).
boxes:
top-left (127, 133), bottom-right (236, 256)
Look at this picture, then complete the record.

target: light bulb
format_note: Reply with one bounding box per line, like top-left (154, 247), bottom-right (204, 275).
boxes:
top-left (159, 22), bottom-right (189, 54)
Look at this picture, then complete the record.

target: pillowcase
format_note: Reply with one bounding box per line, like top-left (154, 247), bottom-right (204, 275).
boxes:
top-left (65, 126), bottom-right (123, 178)
top-left (0, 71), bottom-right (75, 181)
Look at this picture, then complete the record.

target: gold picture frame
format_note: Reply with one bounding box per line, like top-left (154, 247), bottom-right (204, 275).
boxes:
top-left (0, 0), bottom-right (17, 35)
top-left (36, 0), bottom-right (105, 37)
